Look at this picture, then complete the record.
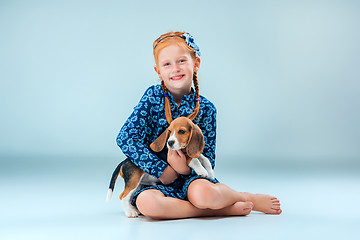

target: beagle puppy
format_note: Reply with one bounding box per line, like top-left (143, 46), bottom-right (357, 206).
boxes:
top-left (106, 117), bottom-right (215, 218)
top-left (150, 117), bottom-right (215, 179)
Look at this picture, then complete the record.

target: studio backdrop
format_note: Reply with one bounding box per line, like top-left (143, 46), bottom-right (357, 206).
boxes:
top-left (1, 0), bottom-right (359, 166)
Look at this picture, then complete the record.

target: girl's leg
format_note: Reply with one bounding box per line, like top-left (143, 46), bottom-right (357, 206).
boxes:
top-left (135, 189), bottom-right (253, 220)
top-left (187, 179), bottom-right (282, 214)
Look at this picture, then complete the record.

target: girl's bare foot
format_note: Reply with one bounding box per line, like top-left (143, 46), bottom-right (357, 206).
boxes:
top-left (222, 201), bottom-right (254, 216)
top-left (242, 193), bottom-right (282, 214)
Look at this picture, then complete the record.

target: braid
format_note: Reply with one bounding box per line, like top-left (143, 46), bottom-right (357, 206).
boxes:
top-left (160, 80), bottom-right (167, 94)
top-left (193, 72), bottom-right (200, 99)
top-left (161, 73), bottom-right (200, 123)
top-left (188, 72), bottom-right (200, 121)
top-left (161, 80), bottom-right (173, 124)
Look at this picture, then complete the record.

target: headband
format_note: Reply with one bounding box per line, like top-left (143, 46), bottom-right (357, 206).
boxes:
top-left (154, 32), bottom-right (201, 57)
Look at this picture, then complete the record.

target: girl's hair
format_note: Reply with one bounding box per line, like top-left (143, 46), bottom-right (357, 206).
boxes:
top-left (153, 31), bottom-right (200, 123)
top-left (153, 32), bottom-right (197, 66)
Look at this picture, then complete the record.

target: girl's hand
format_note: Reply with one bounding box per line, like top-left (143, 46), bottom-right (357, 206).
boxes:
top-left (167, 149), bottom-right (191, 175)
top-left (159, 165), bottom-right (178, 185)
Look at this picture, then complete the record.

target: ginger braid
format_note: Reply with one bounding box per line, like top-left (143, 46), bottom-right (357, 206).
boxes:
top-left (161, 80), bottom-right (173, 124)
top-left (187, 72), bottom-right (200, 121)
top-left (161, 71), bottom-right (200, 124)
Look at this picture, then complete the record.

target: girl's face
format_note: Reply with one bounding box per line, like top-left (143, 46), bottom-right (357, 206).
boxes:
top-left (155, 44), bottom-right (200, 95)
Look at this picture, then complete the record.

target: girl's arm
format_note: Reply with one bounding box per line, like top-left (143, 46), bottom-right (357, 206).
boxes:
top-left (158, 165), bottom-right (179, 184)
top-left (198, 103), bottom-right (217, 169)
top-left (116, 86), bottom-right (170, 179)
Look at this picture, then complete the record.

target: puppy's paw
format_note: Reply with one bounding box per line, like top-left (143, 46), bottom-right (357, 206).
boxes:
top-left (208, 169), bottom-right (215, 179)
top-left (125, 206), bottom-right (141, 218)
top-left (196, 169), bottom-right (210, 178)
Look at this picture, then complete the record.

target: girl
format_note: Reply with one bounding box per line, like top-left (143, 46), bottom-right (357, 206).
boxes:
top-left (116, 31), bottom-right (282, 219)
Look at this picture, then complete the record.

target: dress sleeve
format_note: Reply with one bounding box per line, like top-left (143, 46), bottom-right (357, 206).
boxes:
top-left (198, 104), bottom-right (217, 169)
top-left (116, 87), bottom-right (168, 178)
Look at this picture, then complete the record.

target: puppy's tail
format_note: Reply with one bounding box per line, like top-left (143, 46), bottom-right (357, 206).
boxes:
top-left (106, 161), bottom-right (123, 202)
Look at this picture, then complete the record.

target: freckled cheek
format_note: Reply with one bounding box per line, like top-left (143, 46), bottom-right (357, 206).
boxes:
top-left (160, 70), bottom-right (169, 79)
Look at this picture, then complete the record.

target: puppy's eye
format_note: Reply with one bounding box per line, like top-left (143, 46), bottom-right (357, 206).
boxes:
top-left (178, 130), bottom-right (185, 135)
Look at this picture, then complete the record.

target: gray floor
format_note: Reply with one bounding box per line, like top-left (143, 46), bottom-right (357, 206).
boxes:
top-left (1, 157), bottom-right (360, 240)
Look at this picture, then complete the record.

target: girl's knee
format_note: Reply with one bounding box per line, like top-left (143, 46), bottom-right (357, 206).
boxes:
top-left (136, 190), bottom-right (165, 218)
top-left (187, 180), bottom-right (220, 209)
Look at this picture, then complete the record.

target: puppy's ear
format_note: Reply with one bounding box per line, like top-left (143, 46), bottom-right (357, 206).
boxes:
top-left (186, 123), bottom-right (205, 158)
top-left (150, 129), bottom-right (170, 152)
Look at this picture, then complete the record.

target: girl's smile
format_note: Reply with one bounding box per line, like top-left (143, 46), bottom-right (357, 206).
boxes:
top-left (170, 74), bottom-right (185, 81)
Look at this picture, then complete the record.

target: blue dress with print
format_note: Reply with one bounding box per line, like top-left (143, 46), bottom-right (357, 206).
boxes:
top-left (116, 84), bottom-right (219, 207)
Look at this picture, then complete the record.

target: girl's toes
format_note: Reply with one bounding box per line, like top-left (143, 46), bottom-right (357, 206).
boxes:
top-left (272, 205), bottom-right (281, 210)
top-left (269, 208), bottom-right (282, 214)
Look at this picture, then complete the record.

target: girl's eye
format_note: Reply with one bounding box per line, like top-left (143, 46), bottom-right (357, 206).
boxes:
top-left (178, 130), bottom-right (185, 135)
top-left (163, 63), bottom-right (170, 67)
top-left (179, 59), bottom-right (186, 63)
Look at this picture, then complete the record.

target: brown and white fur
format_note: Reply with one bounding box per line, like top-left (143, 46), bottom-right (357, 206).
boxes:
top-left (106, 117), bottom-right (215, 218)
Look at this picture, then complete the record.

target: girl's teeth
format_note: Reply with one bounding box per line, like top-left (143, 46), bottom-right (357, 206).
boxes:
top-left (172, 75), bottom-right (183, 80)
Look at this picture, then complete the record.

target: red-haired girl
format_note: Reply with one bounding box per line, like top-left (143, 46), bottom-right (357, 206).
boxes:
top-left (116, 31), bottom-right (282, 219)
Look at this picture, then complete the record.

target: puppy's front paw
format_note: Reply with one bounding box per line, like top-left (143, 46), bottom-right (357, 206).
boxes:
top-left (208, 169), bottom-right (215, 179)
top-left (125, 206), bottom-right (141, 218)
top-left (195, 168), bottom-right (210, 178)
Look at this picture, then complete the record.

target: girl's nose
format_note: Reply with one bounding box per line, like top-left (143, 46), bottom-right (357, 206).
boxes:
top-left (173, 64), bottom-right (181, 72)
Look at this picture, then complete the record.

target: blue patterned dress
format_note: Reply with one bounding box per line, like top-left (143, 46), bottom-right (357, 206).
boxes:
top-left (116, 84), bottom-right (219, 207)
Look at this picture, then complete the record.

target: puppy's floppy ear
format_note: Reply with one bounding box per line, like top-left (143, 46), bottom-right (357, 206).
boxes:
top-left (186, 123), bottom-right (205, 158)
top-left (150, 129), bottom-right (170, 152)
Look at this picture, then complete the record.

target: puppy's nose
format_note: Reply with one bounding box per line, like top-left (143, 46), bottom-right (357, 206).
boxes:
top-left (168, 140), bottom-right (175, 147)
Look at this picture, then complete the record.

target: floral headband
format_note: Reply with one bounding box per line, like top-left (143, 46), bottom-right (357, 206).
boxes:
top-left (153, 32), bottom-right (201, 57)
